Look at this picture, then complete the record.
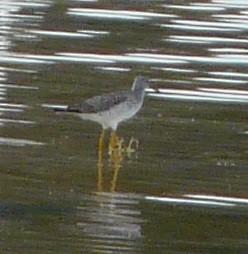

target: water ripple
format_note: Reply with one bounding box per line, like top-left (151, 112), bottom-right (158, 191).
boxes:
top-left (67, 8), bottom-right (176, 21)
top-left (147, 88), bottom-right (248, 104)
top-left (0, 137), bottom-right (45, 146)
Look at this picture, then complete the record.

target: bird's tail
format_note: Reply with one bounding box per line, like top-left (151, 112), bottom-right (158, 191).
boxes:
top-left (41, 104), bottom-right (68, 112)
top-left (53, 106), bottom-right (69, 112)
top-left (41, 104), bottom-right (81, 113)
top-left (53, 105), bottom-right (82, 113)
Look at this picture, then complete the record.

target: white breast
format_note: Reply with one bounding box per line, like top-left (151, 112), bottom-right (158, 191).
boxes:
top-left (79, 99), bottom-right (143, 131)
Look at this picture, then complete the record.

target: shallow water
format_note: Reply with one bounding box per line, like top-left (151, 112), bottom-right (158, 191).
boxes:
top-left (0, 0), bottom-right (248, 253)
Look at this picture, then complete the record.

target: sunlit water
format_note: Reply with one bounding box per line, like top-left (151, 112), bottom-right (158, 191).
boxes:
top-left (1, 0), bottom-right (247, 253)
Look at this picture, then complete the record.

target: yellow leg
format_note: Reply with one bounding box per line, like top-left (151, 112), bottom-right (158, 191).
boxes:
top-left (98, 128), bottom-right (106, 160)
top-left (109, 132), bottom-right (123, 192)
top-left (97, 129), bottom-right (106, 192)
top-left (109, 131), bottom-right (119, 153)
top-left (110, 160), bottom-right (121, 192)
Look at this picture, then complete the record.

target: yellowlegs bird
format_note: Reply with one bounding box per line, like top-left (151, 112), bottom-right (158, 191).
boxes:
top-left (54, 76), bottom-right (149, 150)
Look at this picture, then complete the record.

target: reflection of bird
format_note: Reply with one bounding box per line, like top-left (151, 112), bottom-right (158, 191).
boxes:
top-left (54, 76), bottom-right (149, 150)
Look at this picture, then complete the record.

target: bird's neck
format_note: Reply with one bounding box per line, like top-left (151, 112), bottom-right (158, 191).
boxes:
top-left (133, 88), bottom-right (145, 101)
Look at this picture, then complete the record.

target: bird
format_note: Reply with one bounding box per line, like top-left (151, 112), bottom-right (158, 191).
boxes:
top-left (54, 76), bottom-right (149, 151)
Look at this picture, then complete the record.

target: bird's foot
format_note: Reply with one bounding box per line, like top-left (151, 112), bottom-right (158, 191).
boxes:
top-left (122, 137), bottom-right (139, 158)
top-left (108, 133), bottom-right (139, 158)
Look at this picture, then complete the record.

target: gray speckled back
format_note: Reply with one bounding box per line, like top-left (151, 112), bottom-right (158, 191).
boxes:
top-left (67, 90), bottom-right (132, 114)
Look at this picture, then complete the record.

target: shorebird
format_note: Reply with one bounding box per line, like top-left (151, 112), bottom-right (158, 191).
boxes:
top-left (54, 76), bottom-right (149, 150)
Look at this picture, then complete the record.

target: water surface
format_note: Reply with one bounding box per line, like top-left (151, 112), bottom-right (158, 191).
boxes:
top-left (0, 0), bottom-right (247, 253)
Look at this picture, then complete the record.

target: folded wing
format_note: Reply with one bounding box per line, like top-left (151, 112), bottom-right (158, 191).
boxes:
top-left (67, 91), bottom-right (131, 114)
